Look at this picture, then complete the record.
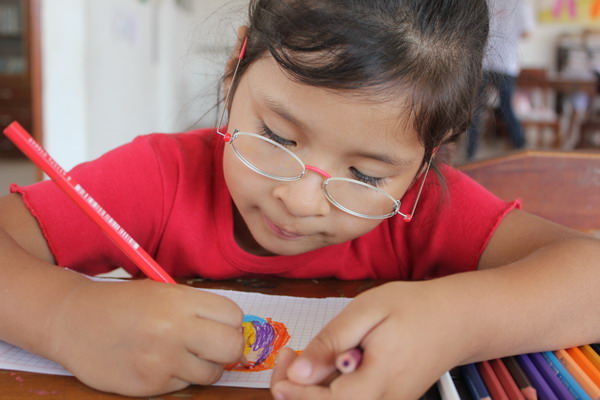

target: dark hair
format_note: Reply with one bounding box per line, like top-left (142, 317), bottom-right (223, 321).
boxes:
top-left (226, 0), bottom-right (489, 168)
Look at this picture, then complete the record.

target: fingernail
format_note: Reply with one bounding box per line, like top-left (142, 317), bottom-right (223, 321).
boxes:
top-left (289, 359), bottom-right (312, 380)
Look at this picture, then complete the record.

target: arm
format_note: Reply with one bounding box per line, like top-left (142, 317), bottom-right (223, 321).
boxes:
top-left (0, 194), bottom-right (246, 396)
top-left (271, 209), bottom-right (600, 399)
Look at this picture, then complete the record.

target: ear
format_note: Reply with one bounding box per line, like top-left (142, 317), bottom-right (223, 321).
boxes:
top-left (223, 26), bottom-right (249, 100)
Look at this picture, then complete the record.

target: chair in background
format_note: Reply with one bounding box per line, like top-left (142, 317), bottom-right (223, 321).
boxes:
top-left (577, 71), bottom-right (600, 148)
top-left (458, 150), bottom-right (600, 235)
top-left (514, 68), bottom-right (561, 148)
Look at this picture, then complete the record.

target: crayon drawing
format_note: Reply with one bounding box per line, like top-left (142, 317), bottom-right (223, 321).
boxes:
top-left (225, 315), bottom-right (291, 372)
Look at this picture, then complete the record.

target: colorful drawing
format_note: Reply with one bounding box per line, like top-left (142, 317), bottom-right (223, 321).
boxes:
top-left (225, 315), bottom-right (291, 372)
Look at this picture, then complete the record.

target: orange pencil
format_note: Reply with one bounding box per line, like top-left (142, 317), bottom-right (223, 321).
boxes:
top-left (567, 347), bottom-right (600, 387)
top-left (477, 360), bottom-right (509, 400)
top-left (555, 349), bottom-right (600, 399)
top-left (490, 359), bottom-right (526, 400)
top-left (581, 345), bottom-right (600, 372)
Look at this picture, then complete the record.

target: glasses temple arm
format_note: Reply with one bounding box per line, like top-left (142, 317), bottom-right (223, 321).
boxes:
top-left (217, 37), bottom-right (248, 136)
top-left (402, 151), bottom-right (435, 222)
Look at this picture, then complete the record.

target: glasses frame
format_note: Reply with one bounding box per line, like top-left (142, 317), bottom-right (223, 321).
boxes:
top-left (216, 38), bottom-right (434, 222)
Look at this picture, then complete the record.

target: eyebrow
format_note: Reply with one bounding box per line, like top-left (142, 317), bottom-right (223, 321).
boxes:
top-left (355, 150), bottom-right (415, 167)
top-left (260, 93), bottom-right (310, 131)
top-left (258, 93), bottom-right (414, 167)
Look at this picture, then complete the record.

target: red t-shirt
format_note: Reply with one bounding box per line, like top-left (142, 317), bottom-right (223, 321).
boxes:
top-left (11, 128), bottom-right (520, 280)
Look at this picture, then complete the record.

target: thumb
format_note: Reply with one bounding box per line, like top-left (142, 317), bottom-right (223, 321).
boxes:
top-left (286, 329), bottom-right (339, 385)
top-left (287, 298), bottom-right (381, 385)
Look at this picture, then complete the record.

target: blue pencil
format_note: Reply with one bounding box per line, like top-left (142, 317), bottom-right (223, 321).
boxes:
top-left (516, 354), bottom-right (559, 400)
top-left (461, 364), bottom-right (491, 400)
top-left (529, 352), bottom-right (575, 399)
top-left (542, 351), bottom-right (591, 400)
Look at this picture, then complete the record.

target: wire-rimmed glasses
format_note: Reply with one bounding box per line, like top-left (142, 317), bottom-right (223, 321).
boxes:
top-left (216, 38), bottom-right (433, 221)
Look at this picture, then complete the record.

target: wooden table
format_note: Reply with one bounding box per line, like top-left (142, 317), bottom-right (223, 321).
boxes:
top-left (0, 278), bottom-right (382, 400)
top-left (458, 149), bottom-right (600, 235)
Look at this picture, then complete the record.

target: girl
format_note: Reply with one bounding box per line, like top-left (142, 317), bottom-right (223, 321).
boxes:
top-left (0, 0), bottom-right (599, 399)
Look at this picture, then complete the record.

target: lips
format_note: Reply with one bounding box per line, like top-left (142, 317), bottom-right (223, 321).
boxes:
top-left (264, 216), bottom-right (304, 240)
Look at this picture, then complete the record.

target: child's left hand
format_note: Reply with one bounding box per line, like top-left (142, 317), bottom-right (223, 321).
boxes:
top-left (270, 281), bottom-right (469, 400)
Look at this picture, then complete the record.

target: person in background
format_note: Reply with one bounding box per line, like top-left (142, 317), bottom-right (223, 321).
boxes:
top-left (466, 0), bottom-right (536, 160)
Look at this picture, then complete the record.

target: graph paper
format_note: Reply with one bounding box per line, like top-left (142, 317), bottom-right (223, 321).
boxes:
top-left (0, 288), bottom-right (352, 388)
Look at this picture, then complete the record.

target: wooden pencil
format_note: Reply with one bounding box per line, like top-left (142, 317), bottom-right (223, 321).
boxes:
top-left (503, 356), bottom-right (538, 400)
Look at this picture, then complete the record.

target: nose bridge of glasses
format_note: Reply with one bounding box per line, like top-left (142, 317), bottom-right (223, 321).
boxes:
top-left (304, 164), bottom-right (331, 180)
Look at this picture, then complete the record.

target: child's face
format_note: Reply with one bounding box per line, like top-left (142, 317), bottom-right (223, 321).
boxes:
top-left (223, 56), bottom-right (425, 256)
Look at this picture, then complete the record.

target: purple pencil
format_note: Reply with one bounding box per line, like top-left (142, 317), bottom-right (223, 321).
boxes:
top-left (529, 352), bottom-right (575, 400)
top-left (516, 354), bottom-right (559, 400)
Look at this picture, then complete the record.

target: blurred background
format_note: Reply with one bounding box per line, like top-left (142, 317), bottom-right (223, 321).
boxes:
top-left (0, 0), bottom-right (599, 191)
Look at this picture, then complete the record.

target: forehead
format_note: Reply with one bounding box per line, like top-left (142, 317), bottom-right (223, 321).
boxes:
top-left (238, 56), bottom-right (423, 156)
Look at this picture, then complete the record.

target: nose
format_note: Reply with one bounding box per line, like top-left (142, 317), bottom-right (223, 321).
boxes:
top-left (273, 166), bottom-right (331, 218)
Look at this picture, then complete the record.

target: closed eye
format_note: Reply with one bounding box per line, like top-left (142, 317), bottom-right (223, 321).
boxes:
top-left (259, 123), bottom-right (296, 147)
top-left (350, 167), bottom-right (386, 187)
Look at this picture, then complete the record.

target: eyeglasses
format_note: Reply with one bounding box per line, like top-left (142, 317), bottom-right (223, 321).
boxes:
top-left (216, 38), bottom-right (433, 221)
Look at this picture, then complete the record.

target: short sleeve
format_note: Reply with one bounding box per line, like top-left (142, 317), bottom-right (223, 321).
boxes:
top-left (11, 135), bottom-right (172, 276)
top-left (400, 164), bottom-right (521, 279)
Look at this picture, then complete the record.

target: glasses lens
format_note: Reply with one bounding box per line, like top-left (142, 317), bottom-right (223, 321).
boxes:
top-left (231, 132), bottom-right (304, 180)
top-left (324, 178), bottom-right (398, 218)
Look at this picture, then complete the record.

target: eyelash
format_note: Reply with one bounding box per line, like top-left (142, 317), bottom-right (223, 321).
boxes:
top-left (350, 167), bottom-right (386, 187)
top-left (258, 122), bottom-right (387, 187)
top-left (259, 123), bottom-right (295, 147)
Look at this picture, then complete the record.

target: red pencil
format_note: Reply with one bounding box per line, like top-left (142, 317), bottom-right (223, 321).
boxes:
top-left (477, 360), bottom-right (509, 400)
top-left (3, 121), bottom-right (176, 284)
top-left (490, 358), bottom-right (526, 400)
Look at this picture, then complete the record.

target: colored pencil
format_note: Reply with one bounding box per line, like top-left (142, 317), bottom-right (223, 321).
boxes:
top-left (335, 348), bottom-right (362, 374)
top-left (490, 358), bottom-right (526, 400)
top-left (567, 347), bottom-right (600, 387)
top-left (529, 352), bottom-right (575, 399)
top-left (437, 371), bottom-right (461, 400)
top-left (555, 349), bottom-right (600, 399)
top-left (516, 354), bottom-right (559, 400)
top-left (580, 345), bottom-right (600, 372)
top-left (477, 360), bottom-right (509, 400)
top-left (461, 364), bottom-right (491, 400)
top-left (421, 383), bottom-right (442, 400)
top-left (3, 121), bottom-right (176, 284)
top-left (543, 351), bottom-right (591, 400)
top-left (450, 367), bottom-right (474, 400)
top-left (503, 356), bottom-right (538, 400)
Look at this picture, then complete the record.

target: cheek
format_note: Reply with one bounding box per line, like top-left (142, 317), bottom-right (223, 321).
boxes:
top-left (223, 147), bottom-right (267, 206)
top-left (333, 216), bottom-right (382, 241)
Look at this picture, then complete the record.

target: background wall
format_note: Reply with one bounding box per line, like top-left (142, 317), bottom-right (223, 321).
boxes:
top-left (41, 0), bottom-right (243, 170)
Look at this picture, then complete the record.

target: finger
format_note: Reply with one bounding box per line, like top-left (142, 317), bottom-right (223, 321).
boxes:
top-left (286, 295), bottom-right (386, 385)
top-left (192, 290), bottom-right (244, 328)
top-left (184, 318), bottom-right (245, 365)
top-left (175, 352), bottom-right (224, 386)
top-left (271, 348), bottom-right (298, 386)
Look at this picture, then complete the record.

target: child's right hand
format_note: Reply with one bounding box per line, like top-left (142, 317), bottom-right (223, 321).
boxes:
top-left (45, 278), bottom-right (245, 396)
